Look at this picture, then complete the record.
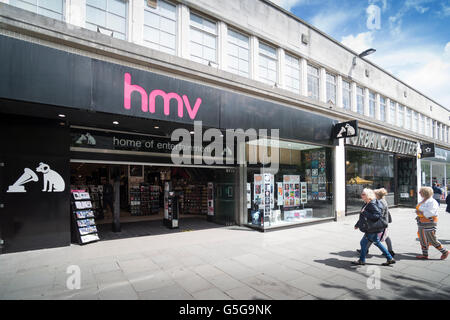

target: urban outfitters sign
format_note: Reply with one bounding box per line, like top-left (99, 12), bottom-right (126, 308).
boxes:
top-left (345, 128), bottom-right (417, 156)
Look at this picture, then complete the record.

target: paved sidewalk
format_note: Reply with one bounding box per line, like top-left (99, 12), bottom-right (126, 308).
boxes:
top-left (1, 206), bottom-right (450, 300)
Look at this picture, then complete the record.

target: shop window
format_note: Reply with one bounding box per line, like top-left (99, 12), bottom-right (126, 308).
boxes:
top-left (143, 0), bottom-right (177, 55)
top-left (246, 140), bottom-right (334, 230)
top-left (368, 91), bottom-right (375, 118)
top-left (346, 148), bottom-right (394, 213)
top-left (307, 65), bottom-right (319, 100)
top-left (86, 0), bottom-right (128, 40)
top-left (421, 161), bottom-right (431, 186)
top-left (380, 96), bottom-right (386, 122)
top-left (10, 0), bottom-right (65, 20)
top-left (389, 100), bottom-right (396, 125)
top-left (326, 72), bottom-right (336, 105)
top-left (227, 29), bottom-right (250, 78)
top-left (285, 53), bottom-right (300, 94)
top-left (342, 80), bottom-right (352, 110)
top-left (356, 86), bottom-right (364, 115)
top-left (258, 42), bottom-right (278, 85)
top-left (189, 12), bottom-right (217, 65)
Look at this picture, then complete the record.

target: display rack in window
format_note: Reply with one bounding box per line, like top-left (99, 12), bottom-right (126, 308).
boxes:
top-left (71, 190), bottom-right (100, 245)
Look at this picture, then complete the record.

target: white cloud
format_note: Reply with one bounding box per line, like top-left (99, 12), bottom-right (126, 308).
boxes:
top-left (445, 42), bottom-right (450, 58)
top-left (388, 0), bottom-right (433, 36)
top-left (341, 32), bottom-right (374, 53)
top-left (370, 43), bottom-right (450, 108)
top-left (339, 31), bottom-right (450, 107)
top-left (270, 0), bottom-right (304, 11)
top-left (310, 10), bottom-right (358, 35)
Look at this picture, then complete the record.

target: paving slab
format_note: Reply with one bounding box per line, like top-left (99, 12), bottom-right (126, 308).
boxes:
top-left (1, 207), bottom-right (450, 300)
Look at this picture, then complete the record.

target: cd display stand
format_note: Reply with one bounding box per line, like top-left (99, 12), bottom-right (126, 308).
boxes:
top-left (71, 190), bottom-right (100, 245)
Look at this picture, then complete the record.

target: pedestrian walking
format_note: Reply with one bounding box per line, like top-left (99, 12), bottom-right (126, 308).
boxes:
top-left (432, 183), bottom-right (442, 206)
top-left (361, 188), bottom-right (395, 257)
top-left (415, 187), bottom-right (449, 260)
top-left (446, 192), bottom-right (450, 213)
top-left (352, 188), bottom-right (395, 266)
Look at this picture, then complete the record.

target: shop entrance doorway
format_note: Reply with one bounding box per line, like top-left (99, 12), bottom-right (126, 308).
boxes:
top-left (69, 161), bottom-right (237, 241)
top-left (396, 156), bottom-right (417, 206)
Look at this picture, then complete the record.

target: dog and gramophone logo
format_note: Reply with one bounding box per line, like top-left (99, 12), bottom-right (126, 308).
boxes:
top-left (6, 162), bottom-right (65, 193)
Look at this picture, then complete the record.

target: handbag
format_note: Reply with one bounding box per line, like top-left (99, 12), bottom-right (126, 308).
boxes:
top-left (367, 216), bottom-right (388, 233)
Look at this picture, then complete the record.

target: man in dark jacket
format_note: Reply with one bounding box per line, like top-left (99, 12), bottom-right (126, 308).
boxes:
top-left (352, 188), bottom-right (395, 266)
top-left (432, 183), bottom-right (443, 206)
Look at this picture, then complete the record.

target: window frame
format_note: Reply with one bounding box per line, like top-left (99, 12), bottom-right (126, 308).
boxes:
top-left (284, 52), bottom-right (301, 94)
top-left (325, 72), bottom-right (336, 105)
top-left (397, 104), bottom-right (404, 128)
top-left (368, 91), bottom-right (376, 118)
top-left (258, 41), bottom-right (278, 85)
top-left (379, 96), bottom-right (386, 122)
top-left (226, 27), bottom-right (250, 78)
top-left (356, 86), bottom-right (364, 115)
top-left (143, 0), bottom-right (178, 55)
top-left (85, 0), bottom-right (129, 40)
top-left (189, 10), bottom-right (218, 65)
top-left (389, 100), bottom-right (396, 125)
top-left (10, 0), bottom-right (66, 21)
top-left (342, 80), bottom-right (352, 110)
top-left (405, 107), bottom-right (412, 130)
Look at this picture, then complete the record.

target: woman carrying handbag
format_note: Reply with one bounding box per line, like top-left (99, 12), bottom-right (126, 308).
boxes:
top-left (352, 188), bottom-right (396, 266)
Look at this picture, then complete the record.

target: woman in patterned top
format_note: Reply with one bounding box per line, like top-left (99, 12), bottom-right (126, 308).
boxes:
top-left (416, 187), bottom-right (449, 260)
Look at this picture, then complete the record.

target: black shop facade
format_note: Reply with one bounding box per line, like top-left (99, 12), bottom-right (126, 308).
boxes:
top-left (0, 34), bottom-right (338, 254)
top-left (345, 127), bottom-right (418, 214)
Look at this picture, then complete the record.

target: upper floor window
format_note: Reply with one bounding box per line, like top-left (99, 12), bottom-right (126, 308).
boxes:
top-left (389, 100), bottom-right (396, 125)
top-left (326, 72), bottom-right (336, 105)
top-left (412, 111), bottom-right (419, 132)
top-left (368, 91), bottom-right (375, 118)
top-left (86, 0), bottom-right (127, 40)
top-left (356, 86), bottom-right (364, 115)
top-left (190, 12), bottom-right (217, 65)
top-left (438, 123), bottom-right (442, 140)
top-left (143, 0), bottom-right (177, 55)
top-left (397, 105), bottom-right (404, 127)
top-left (285, 54), bottom-right (300, 93)
top-left (405, 108), bottom-right (412, 130)
top-left (426, 117), bottom-right (431, 136)
top-left (227, 29), bottom-right (250, 78)
top-left (342, 80), bottom-right (351, 110)
top-left (419, 114), bottom-right (425, 135)
top-left (380, 96), bottom-right (386, 122)
top-left (10, 0), bottom-right (64, 20)
top-left (258, 42), bottom-right (277, 85)
top-left (432, 120), bottom-right (436, 139)
top-left (446, 126), bottom-right (449, 143)
top-left (307, 65), bottom-right (319, 100)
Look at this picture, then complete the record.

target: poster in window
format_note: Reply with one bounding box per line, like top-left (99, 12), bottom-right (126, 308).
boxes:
top-left (283, 175), bottom-right (300, 207)
top-left (277, 182), bottom-right (283, 206)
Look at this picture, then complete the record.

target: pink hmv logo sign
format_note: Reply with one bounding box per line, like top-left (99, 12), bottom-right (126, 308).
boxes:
top-left (123, 73), bottom-right (202, 120)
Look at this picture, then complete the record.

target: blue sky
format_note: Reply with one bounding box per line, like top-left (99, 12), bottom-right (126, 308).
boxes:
top-left (271, 0), bottom-right (450, 108)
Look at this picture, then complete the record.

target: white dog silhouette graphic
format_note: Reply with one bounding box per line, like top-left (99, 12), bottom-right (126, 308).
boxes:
top-left (36, 162), bottom-right (65, 192)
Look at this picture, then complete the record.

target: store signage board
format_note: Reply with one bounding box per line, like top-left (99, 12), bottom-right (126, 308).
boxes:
top-left (420, 143), bottom-right (435, 158)
top-left (333, 120), bottom-right (358, 139)
top-left (346, 128), bottom-right (417, 156)
top-left (70, 128), bottom-right (236, 164)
